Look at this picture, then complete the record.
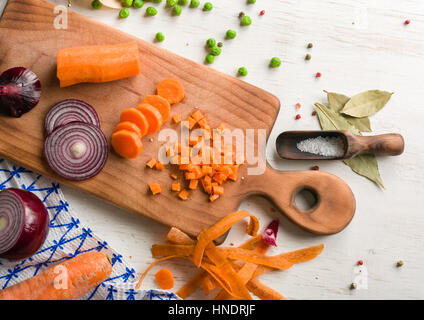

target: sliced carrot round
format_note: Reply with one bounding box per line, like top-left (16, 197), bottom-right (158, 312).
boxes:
top-left (120, 108), bottom-right (149, 137)
top-left (111, 130), bottom-right (143, 159)
top-left (157, 78), bottom-right (185, 104)
top-left (142, 95), bottom-right (171, 122)
top-left (135, 103), bottom-right (163, 135)
top-left (113, 121), bottom-right (142, 138)
top-left (155, 268), bottom-right (174, 290)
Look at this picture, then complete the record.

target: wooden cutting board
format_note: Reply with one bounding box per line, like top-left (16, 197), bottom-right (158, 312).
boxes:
top-left (0, 0), bottom-right (355, 238)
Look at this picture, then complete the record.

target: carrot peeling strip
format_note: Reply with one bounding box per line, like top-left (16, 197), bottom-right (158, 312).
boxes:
top-left (246, 278), bottom-right (287, 300)
top-left (176, 270), bottom-right (207, 299)
top-left (166, 227), bottom-right (195, 245)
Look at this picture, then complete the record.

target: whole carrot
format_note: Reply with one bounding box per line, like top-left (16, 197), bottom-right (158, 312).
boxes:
top-left (0, 251), bottom-right (112, 300)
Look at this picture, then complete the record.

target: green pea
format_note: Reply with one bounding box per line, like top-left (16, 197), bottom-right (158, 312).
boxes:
top-left (173, 5), bottom-right (182, 15)
top-left (155, 32), bottom-right (165, 42)
top-left (91, 0), bottom-right (102, 9)
top-left (270, 57), bottom-right (282, 68)
top-left (247, 0), bottom-right (256, 3)
top-left (238, 67), bottom-right (248, 76)
top-left (133, 0), bottom-right (144, 8)
top-left (153, 0), bottom-right (162, 3)
top-left (190, 0), bottom-right (200, 8)
top-left (206, 38), bottom-right (216, 48)
top-left (146, 6), bottom-right (158, 16)
top-left (178, 0), bottom-right (188, 5)
top-left (122, 0), bottom-right (133, 7)
top-left (203, 2), bottom-right (213, 11)
top-left (226, 29), bottom-right (236, 39)
top-left (205, 54), bottom-right (215, 64)
top-left (167, 0), bottom-right (177, 7)
top-left (241, 15), bottom-right (252, 26)
top-left (210, 46), bottom-right (221, 56)
top-left (119, 8), bottom-right (130, 18)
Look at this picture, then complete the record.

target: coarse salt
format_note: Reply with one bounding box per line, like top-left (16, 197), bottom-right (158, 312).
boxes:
top-left (296, 136), bottom-right (345, 157)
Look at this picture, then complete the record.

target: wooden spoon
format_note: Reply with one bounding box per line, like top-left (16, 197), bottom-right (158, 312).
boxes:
top-left (276, 130), bottom-right (404, 160)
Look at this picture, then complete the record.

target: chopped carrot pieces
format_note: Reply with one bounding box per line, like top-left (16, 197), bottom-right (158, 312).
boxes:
top-left (157, 78), bottom-right (185, 104)
top-left (212, 185), bottom-right (224, 195)
top-left (155, 162), bottom-right (165, 170)
top-left (170, 173), bottom-right (178, 180)
top-left (155, 268), bottom-right (174, 290)
top-left (171, 183), bottom-right (181, 192)
top-left (191, 110), bottom-right (204, 122)
top-left (136, 103), bottom-right (163, 135)
top-left (189, 179), bottom-right (199, 190)
top-left (142, 95), bottom-right (171, 122)
top-left (149, 183), bottom-right (162, 195)
top-left (178, 189), bottom-right (189, 200)
top-left (146, 158), bottom-right (157, 168)
top-left (111, 130), bottom-right (143, 159)
top-left (209, 194), bottom-right (220, 202)
top-left (172, 114), bottom-right (182, 124)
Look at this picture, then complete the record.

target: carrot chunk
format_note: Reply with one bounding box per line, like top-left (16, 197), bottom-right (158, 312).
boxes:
top-left (136, 103), bottom-right (163, 135)
top-left (209, 194), bottom-right (220, 202)
top-left (189, 179), bottom-right (199, 190)
top-left (111, 130), bottom-right (143, 159)
top-left (149, 183), bottom-right (162, 195)
top-left (146, 158), bottom-right (157, 168)
top-left (191, 110), bottom-right (204, 122)
top-left (171, 183), bottom-right (181, 192)
top-left (57, 42), bottom-right (141, 87)
top-left (157, 78), bottom-right (185, 104)
top-left (170, 173), bottom-right (178, 180)
top-left (155, 162), bottom-right (165, 170)
top-left (155, 269), bottom-right (174, 290)
top-left (178, 189), bottom-right (189, 200)
top-left (172, 114), bottom-right (182, 124)
top-left (120, 108), bottom-right (149, 137)
top-left (142, 95), bottom-right (171, 122)
top-left (113, 121), bottom-right (142, 138)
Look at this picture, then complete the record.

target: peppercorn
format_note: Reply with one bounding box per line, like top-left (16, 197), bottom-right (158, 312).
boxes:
top-left (206, 38), bottom-right (216, 48)
top-left (203, 2), bottom-right (213, 11)
top-left (238, 67), bottom-right (248, 76)
top-left (217, 42), bottom-right (223, 47)
top-left (295, 114), bottom-right (301, 120)
top-left (295, 103), bottom-right (301, 109)
top-left (226, 29), bottom-right (237, 39)
top-left (404, 20), bottom-right (410, 25)
top-left (270, 57), bottom-right (281, 68)
top-left (133, 0), bottom-right (144, 8)
top-left (305, 54), bottom-right (312, 60)
top-left (210, 46), bottom-right (221, 56)
top-left (239, 12), bottom-right (245, 18)
top-left (307, 43), bottom-right (313, 49)
top-left (91, 0), bottom-right (102, 9)
top-left (155, 32), bottom-right (165, 42)
top-left (122, 0), bottom-right (133, 7)
top-left (167, 0), bottom-right (177, 7)
top-left (146, 6), bottom-right (158, 16)
top-left (119, 8), bottom-right (130, 18)
top-left (259, 10), bottom-right (265, 16)
top-left (241, 15), bottom-right (252, 26)
top-left (396, 260), bottom-right (404, 267)
top-left (350, 283), bottom-right (357, 290)
top-left (178, 0), bottom-right (188, 5)
top-left (205, 54), bottom-right (215, 64)
top-left (357, 260), bottom-right (363, 265)
top-left (312, 111), bottom-right (317, 116)
top-left (315, 72), bottom-right (322, 78)
top-left (311, 165), bottom-right (320, 171)
top-left (190, 0), bottom-right (200, 8)
top-left (173, 4), bottom-right (182, 15)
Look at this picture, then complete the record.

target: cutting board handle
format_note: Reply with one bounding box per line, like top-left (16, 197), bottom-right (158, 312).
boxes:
top-left (244, 166), bottom-right (356, 234)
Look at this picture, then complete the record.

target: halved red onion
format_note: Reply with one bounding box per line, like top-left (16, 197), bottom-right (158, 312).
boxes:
top-left (262, 219), bottom-right (279, 247)
top-left (0, 188), bottom-right (49, 260)
top-left (44, 122), bottom-right (108, 181)
top-left (44, 99), bottom-right (100, 135)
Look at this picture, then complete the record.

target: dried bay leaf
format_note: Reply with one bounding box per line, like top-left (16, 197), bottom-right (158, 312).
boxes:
top-left (314, 103), bottom-right (384, 188)
top-left (325, 91), bottom-right (371, 132)
top-left (341, 90), bottom-right (393, 118)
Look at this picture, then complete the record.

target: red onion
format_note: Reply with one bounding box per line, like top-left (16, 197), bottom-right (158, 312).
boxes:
top-left (262, 219), bottom-right (279, 247)
top-left (0, 67), bottom-right (42, 117)
top-left (0, 188), bottom-right (49, 260)
top-left (44, 122), bottom-right (108, 181)
top-left (44, 99), bottom-right (100, 135)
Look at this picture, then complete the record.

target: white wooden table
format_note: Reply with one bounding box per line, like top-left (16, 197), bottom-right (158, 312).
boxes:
top-left (2, 0), bottom-right (424, 299)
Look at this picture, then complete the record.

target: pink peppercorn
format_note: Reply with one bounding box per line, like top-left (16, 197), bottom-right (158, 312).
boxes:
top-left (311, 165), bottom-right (320, 171)
top-left (357, 260), bottom-right (364, 265)
top-left (404, 20), bottom-right (410, 25)
top-left (315, 72), bottom-right (322, 78)
top-left (295, 114), bottom-right (301, 120)
top-left (260, 10), bottom-right (265, 16)
top-left (312, 111), bottom-right (317, 116)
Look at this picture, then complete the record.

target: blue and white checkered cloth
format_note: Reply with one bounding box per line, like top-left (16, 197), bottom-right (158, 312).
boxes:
top-left (0, 158), bottom-right (179, 300)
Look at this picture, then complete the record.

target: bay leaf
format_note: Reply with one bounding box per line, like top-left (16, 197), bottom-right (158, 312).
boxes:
top-left (325, 91), bottom-right (372, 132)
top-left (340, 90), bottom-right (393, 118)
top-left (314, 103), bottom-right (384, 188)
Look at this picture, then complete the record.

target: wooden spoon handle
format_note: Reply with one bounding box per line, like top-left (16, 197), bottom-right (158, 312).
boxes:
top-left (355, 134), bottom-right (405, 156)
top-left (243, 166), bottom-right (356, 234)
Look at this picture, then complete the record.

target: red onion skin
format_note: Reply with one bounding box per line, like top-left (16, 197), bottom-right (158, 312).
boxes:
top-left (262, 219), bottom-right (279, 247)
top-left (0, 189), bottom-right (49, 260)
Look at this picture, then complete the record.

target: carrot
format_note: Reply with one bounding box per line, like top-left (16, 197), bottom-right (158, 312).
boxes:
top-left (170, 173), bottom-right (178, 180)
top-left (189, 179), bottom-right (199, 190)
top-left (166, 227), bottom-right (195, 245)
top-left (111, 130), bottom-right (143, 159)
top-left (120, 108), bottom-right (149, 137)
top-left (146, 158), bottom-right (157, 168)
top-left (178, 189), bottom-right (189, 200)
top-left (136, 103), bottom-right (163, 135)
top-left (157, 78), bottom-right (185, 104)
top-left (155, 162), bottom-right (165, 170)
top-left (246, 278), bottom-right (287, 300)
top-left (149, 183), bottom-right (162, 195)
top-left (155, 268), bottom-right (174, 290)
top-left (113, 121), bottom-right (142, 138)
top-left (0, 252), bottom-right (111, 300)
top-left (172, 114), bottom-right (182, 124)
top-left (142, 95), bottom-right (171, 122)
top-left (135, 255), bottom-right (182, 290)
top-left (57, 42), bottom-right (141, 87)
top-left (176, 270), bottom-right (207, 299)
top-left (209, 194), bottom-right (220, 202)
top-left (171, 183), bottom-right (181, 192)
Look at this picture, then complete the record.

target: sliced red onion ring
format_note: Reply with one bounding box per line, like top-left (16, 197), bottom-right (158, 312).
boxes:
top-left (0, 188), bottom-right (49, 260)
top-left (44, 122), bottom-right (108, 181)
top-left (262, 219), bottom-right (279, 247)
top-left (44, 99), bottom-right (100, 135)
